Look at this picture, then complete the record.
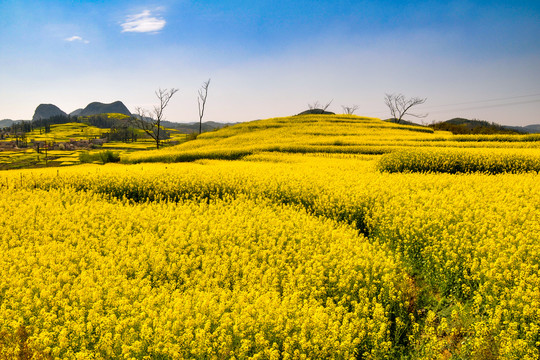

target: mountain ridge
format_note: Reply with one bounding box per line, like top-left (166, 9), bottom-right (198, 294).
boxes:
top-left (78, 101), bottom-right (131, 117)
top-left (30, 101), bottom-right (132, 121)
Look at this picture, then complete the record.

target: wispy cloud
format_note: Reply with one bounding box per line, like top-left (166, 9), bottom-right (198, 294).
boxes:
top-left (121, 10), bottom-right (166, 33)
top-left (65, 35), bottom-right (89, 44)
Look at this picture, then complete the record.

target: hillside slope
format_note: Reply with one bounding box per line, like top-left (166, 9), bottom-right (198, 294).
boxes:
top-left (123, 114), bottom-right (540, 163)
top-left (123, 114), bottom-right (441, 163)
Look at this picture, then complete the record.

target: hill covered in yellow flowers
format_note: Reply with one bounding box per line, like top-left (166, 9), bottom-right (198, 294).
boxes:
top-left (122, 114), bottom-right (540, 167)
top-left (122, 114), bottom-right (439, 163)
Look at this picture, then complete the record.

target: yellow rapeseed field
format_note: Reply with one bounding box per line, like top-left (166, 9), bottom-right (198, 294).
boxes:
top-left (1, 114), bottom-right (539, 359)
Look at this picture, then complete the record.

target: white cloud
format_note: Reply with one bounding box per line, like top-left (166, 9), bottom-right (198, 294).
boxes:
top-left (65, 36), bottom-right (89, 44)
top-left (121, 10), bottom-right (166, 33)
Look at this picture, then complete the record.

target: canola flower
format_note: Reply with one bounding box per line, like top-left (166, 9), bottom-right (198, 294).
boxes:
top-left (121, 115), bottom-right (436, 163)
top-left (1, 114), bottom-right (540, 359)
top-left (0, 187), bottom-right (408, 359)
top-left (121, 115), bottom-right (539, 164)
top-left (378, 148), bottom-right (540, 174)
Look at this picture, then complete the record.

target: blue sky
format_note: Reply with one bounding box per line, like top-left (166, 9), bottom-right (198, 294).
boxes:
top-left (1, 0), bottom-right (539, 125)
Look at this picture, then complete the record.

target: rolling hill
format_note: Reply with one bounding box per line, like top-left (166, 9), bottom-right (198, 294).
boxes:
top-left (122, 114), bottom-right (439, 163)
top-left (121, 113), bottom-right (540, 164)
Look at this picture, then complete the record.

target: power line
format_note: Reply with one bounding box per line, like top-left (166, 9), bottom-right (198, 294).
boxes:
top-left (423, 98), bottom-right (540, 114)
top-left (365, 92), bottom-right (540, 117)
top-left (419, 93), bottom-right (540, 110)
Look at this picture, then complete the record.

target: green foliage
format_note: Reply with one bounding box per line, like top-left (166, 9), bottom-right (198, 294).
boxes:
top-left (79, 150), bottom-right (120, 164)
top-left (78, 113), bottom-right (130, 129)
top-left (99, 150), bottom-right (120, 163)
top-left (185, 132), bottom-right (198, 141)
top-left (431, 118), bottom-right (524, 135)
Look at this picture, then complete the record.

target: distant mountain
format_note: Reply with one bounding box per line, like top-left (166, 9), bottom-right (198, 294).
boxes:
top-left (504, 124), bottom-right (540, 134)
top-left (0, 119), bottom-right (30, 129)
top-left (32, 104), bottom-right (67, 121)
top-left (161, 120), bottom-right (236, 133)
top-left (0, 119), bottom-right (16, 128)
top-left (78, 101), bottom-right (131, 117)
top-left (523, 124), bottom-right (540, 133)
top-left (70, 108), bottom-right (83, 116)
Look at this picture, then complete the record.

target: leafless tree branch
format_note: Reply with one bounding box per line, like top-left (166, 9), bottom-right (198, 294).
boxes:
top-left (384, 93), bottom-right (427, 124)
top-left (308, 100), bottom-right (333, 112)
top-left (322, 99), bottom-right (333, 111)
top-left (342, 105), bottom-right (359, 115)
top-left (130, 88), bottom-right (178, 149)
top-left (308, 101), bottom-right (320, 110)
top-left (198, 79), bottom-right (211, 134)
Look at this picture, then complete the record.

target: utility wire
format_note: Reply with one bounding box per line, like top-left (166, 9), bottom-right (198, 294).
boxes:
top-left (418, 93), bottom-right (540, 110)
top-left (366, 92), bottom-right (540, 117)
top-left (420, 98), bottom-right (540, 114)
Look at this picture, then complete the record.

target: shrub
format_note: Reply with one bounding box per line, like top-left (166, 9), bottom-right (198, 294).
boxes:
top-left (79, 150), bottom-right (120, 164)
top-left (186, 133), bottom-right (198, 141)
top-left (99, 150), bottom-right (120, 163)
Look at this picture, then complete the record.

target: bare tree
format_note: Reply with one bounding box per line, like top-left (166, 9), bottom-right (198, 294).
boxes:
top-left (131, 88), bottom-right (178, 149)
top-left (308, 101), bottom-right (320, 110)
top-left (308, 100), bottom-right (333, 112)
top-left (342, 105), bottom-right (359, 115)
top-left (384, 93), bottom-right (427, 124)
top-left (198, 79), bottom-right (211, 135)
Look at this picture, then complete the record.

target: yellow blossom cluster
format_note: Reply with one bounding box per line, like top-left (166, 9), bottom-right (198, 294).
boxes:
top-left (378, 148), bottom-right (540, 174)
top-left (121, 115), bottom-right (539, 164)
top-left (367, 171), bottom-right (540, 358)
top-left (0, 186), bottom-right (407, 359)
top-left (1, 120), bottom-right (539, 358)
